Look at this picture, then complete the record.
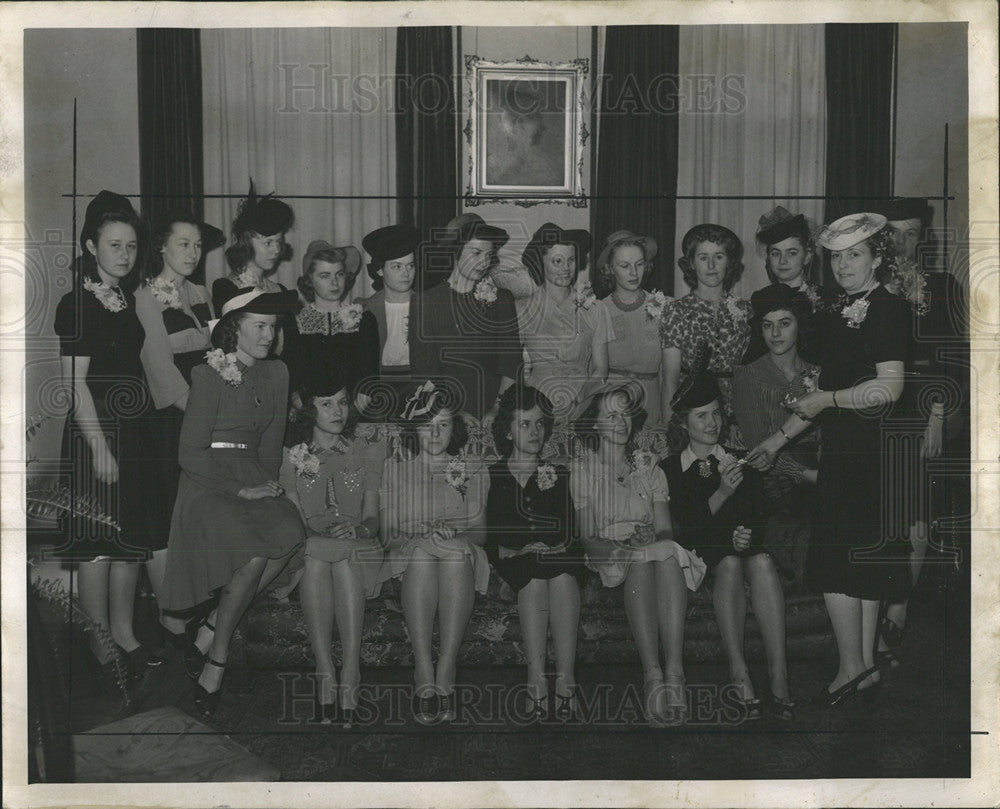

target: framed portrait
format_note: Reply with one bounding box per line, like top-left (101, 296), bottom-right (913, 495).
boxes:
top-left (464, 55), bottom-right (588, 206)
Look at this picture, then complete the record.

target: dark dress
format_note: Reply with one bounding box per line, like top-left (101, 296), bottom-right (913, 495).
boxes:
top-left (661, 450), bottom-right (771, 572)
top-left (162, 360), bottom-right (305, 611)
top-left (485, 461), bottom-right (587, 592)
top-left (134, 281), bottom-right (214, 550)
top-left (52, 284), bottom-right (157, 561)
top-left (805, 285), bottom-right (910, 600)
top-left (408, 281), bottom-right (523, 419)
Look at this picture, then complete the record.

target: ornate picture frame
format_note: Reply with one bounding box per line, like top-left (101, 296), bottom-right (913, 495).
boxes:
top-left (463, 55), bottom-right (589, 207)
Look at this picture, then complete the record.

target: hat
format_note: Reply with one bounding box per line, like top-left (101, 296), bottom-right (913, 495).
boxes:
top-left (81, 190), bottom-right (139, 250)
top-left (231, 179), bottom-right (295, 239)
top-left (218, 286), bottom-right (298, 318)
top-left (521, 222), bottom-right (593, 285)
top-left (436, 213), bottom-right (510, 250)
top-left (756, 208), bottom-right (811, 247)
top-left (670, 347), bottom-right (720, 412)
top-left (750, 283), bottom-right (812, 323)
top-left (816, 213), bottom-right (887, 251)
top-left (878, 197), bottom-right (933, 225)
top-left (596, 230), bottom-right (658, 271)
top-left (362, 224), bottom-right (422, 266)
top-left (297, 351), bottom-right (357, 400)
top-left (155, 213), bottom-right (226, 254)
top-left (301, 239), bottom-right (361, 278)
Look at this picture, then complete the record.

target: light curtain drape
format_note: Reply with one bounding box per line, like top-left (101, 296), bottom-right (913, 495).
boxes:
top-left (201, 28), bottom-right (396, 297)
top-left (674, 25), bottom-right (826, 299)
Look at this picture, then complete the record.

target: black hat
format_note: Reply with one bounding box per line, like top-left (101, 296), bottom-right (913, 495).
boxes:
top-left (878, 198), bottom-right (933, 225)
top-left (216, 286), bottom-right (299, 320)
top-left (362, 225), bottom-right (422, 272)
top-left (750, 283), bottom-right (812, 323)
top-left (756, 208), bottom-right (811, 247)
top-left (155, 212), bottom-right (226, 253)
top-left (231, 179), bottom-right (295, 239)
top-left (297, 353), bottom-right (357, 400)
top-left (521, 222), bottom-right (593, 285)
top-left (80, 190), bottom-right (139, 250)
top-left (436, 213), bottom-right (509, 250)
top-left (670, 348), bottom-right (720, 413)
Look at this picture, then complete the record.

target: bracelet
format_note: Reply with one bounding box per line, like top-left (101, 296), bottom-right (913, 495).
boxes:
top-left (831, 390), bottom-right (839, 408)
top-left (931, 413), bottom-right (946, 420)
top-left (778, 426), bottom-right (791, 442)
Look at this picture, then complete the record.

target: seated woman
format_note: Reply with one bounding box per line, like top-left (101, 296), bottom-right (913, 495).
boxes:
top-left (282, 239), bottom-right (379, 408)
top-left (570, 383), bottom-right (706, 725)
top-left (378, 381), bottom-right (489, 723)
top-left (279, 361), bottom-right (385, 728)
top-left (486, 385), bottom-right (587, 719)
top-left (661, 367), bottom-right (793, 721)
top-left (517, 222), bottom-right (611, 425)
top-left (162, 287), bottom-right (304, 718)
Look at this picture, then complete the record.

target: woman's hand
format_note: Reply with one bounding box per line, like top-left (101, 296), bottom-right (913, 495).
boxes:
top-left (786, 390), bottom-right (829, 421)
top-left (629, 524), bottom-right (657, 547)
top-left (717, 461), bottom-right (744, 497)
top-left (521, 540), bottom-right (559, 555)
top-left (732, 525), bottom-right (752, 552)
top-left (91, 443), bottom-right (119, 485)
top-left (745, 434), bottom-right (784, 471)
top-left (922, 415), bottom-right (944, 459)
top-left (239, 480), bottom-right (284, 500)
top-left (324, 519), bottom-right (359, 541)
top-left (429, 522), bottom-right (457, 543)
top-left (801, 468), bottom-right (819, 485)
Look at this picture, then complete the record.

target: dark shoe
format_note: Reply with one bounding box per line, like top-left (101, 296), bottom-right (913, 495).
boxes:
top-left (341, 708), bottom-right (356, 729)
top-left (183, 619), bottom-right (215, 681)
top-left (193, 657), bottom-right (227, 718)
top-left (879, 615), bottom-right (905, 652)
top-left (875, 648), bottom-right (901, 669)
top-left (813, 666), bottom-right (877, 708)
top-left (764, 692), bottom-right (796, 722)
top-left (312, 695), bottom-right (338, 726)
top-left (413, 692), bottom-right (438, 724)
top-left (555, 691), bottom-right (579, 722)
top-left (737, 696), bottom-right (763, 721)
top-left (526, 694), bottom-right (549, 721)
top-left (438, 691), bottom-right (456, 722)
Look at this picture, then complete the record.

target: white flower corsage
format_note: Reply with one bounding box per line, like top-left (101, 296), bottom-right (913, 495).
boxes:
top-left (717, 450), bottom-right (740, 472)
top-left (536, 464), bottom-right (557, 491)
top-left (573, 278), bottom-right (597, 310)
top-left (801, 366), bottom-right (820, 393)
top-left (148, 276), bottom-right (182, 309)
top-left (235, 268), bottom-right (261, 289)
top-left (841, 297), bottom-right (871, 329)
top-left (288, 442), bottom-right (320, 480)
top-left (473, 275), bottom-right (498, 306)
top-left (205, 348), bottom-right (243, 387)
top-left (886, 258), bottom-right (930, 317)
top-left (83, 278), bottom-right (127, 313)
top-left (630, 449), bottom-right (656, 474)
top-left (802, 283), bottom-right (821, 309)
top-left (724, 293), bottom-right (748, 323)
top-left (334, 303), bottom-right (364, 333)
top-left (644, 290), bottom-right (669, 321)
top-left (444, 457), bottom-right (471, 499)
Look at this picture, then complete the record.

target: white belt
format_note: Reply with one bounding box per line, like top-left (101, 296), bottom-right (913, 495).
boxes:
top-left (210, 442), bottom-right (248, 449)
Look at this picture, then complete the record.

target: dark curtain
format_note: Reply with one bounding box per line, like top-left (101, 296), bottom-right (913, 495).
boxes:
top-left (396, 26), bottom-right (457, 278)
top-left (137, 29), bottom-right (204, 231)
top-left (592, 26), bottom-right (680, 295)
top-left (823, 24), bottom-right (897, 225)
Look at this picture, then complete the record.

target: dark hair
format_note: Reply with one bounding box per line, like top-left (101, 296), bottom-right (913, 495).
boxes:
top-left (80, 210), bottom-right (144, 293)
top-left (367, 258), bottom-right (386, 291)
top-left (225, 230), bottom-right (292, 276)
top-left (757, 296), bottom-right (815, 363)
top-left (595, 237), bottom-right (652, 298)
top-left (678, 224), bottom-right (745, 292)
top-left (668, 396), bottom-right (726, 449)
top-left (211, 310), bottom-right (279, 353)
top-left (491, 384), bottom-right (555, 458)
top-left (761, 225), bottom-right (820, 287)
top-left (142, 215), bottom-right (205, 284)
top-left (297, 247), bottom-right (356, 303)
top-left (573, 386), bottom-right (648, 455)
top-left (400, 402), bottom-right (469, 458)
top-left (285, 386), bottom-right (360, 447)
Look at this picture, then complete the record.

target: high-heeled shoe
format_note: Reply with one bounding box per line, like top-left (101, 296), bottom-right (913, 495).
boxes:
top-left (413, 692), bottom-right (438, 724)
top-left (312, 692), bottom-right (338, 726)
top-left (438, 691), bottom-right (457, 722)
top-left (554, 691), bottom-right (580, 723)
top-left (123, 644), bottom-right (167, 683)
top-left (662, 675), bottom-right (688, 726)
top-left (193, 657), bottom-right (227, 718)
top-left (732, 674), bottom-right (762, 722)
top-left (184, 618), bottom-right (215, 681)
top-left (764, 691), bottom-right (796, 722)
top-left (813, 666), bottom-right (878, 708)
top-left (643, 673), bottom-right (668, 726)
top-left (525, 693), bottom-right (549, 721)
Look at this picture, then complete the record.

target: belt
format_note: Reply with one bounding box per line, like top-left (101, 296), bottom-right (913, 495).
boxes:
top-left (211, 442), bottom-right (248, 449)
top-left (609, 368), bottom-right (659, 380)
top-left (681, 368), bottom-right (733, 379)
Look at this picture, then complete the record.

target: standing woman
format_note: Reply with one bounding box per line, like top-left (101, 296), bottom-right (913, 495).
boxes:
top-left (660, 225), bottom-right (752, 442)
top-left (282, 240), bottom-right (379, 407)
top-left (784, 213), bottom-right (908, 706)
top-left (516, 222), bottom-right (610, 425)
top-left (211, 181), bottom-right (294, 314)
top-left (570, 384), bottom-right (707, 725)
top-left (53, 191), bottom-right (162, 674)
top-left (134, 213), bottom-right (224, 643)
top-left (486, 385), bottom-right (587, 718)
top-left (280, 362), bottom-right (385, 727)
top-left (595, 230), bottom-right (666, 426)
top-left (378, 381), bottom-right (489, 723)
top-left (162, 288), bottom-right (304, 717)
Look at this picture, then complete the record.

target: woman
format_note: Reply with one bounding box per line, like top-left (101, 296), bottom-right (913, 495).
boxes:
top-left (162, 287), bottom-right (304, 717)
top-left (279, 363), bottom-right (385, 727)
top-left (784, 212), bottom-right (908, 706)
top-left (570, 384), bottom-right (706, 725)
top-left (744, 208), bottom-right (822, 363)
top-left (282, 239), bottom-right (379, 407)
top-left (211, 181), bottom-right (294, 314)
top-left (53, 190), bottom-right (162, 677)
top-left (135, 213), bottom-right (224, 644)
top-left (517, 222), bottom-right (610, 425)
top-left (379, 381), bottom-right (489, 722)
top-left (662, 369), bottom-right (793, 721)
top-left (596, 230), bottom-right (666, 426)
top-left (660, 224), bottom-right (752, 442)
top-left (357, 224), bottom-right (422, 419)
top-left (486, 385), bottom-right (586, 718)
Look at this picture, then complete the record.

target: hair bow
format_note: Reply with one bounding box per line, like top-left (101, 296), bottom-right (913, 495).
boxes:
top-left (402, 380), bottom-right (438, 421)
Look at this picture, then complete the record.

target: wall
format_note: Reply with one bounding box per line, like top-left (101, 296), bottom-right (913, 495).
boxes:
top-left (23, 29), bottom-right (141, 465)
top-left (459, 26), bottom-right (592, 270)
top-left (894, 22), bottom-right (969, 277)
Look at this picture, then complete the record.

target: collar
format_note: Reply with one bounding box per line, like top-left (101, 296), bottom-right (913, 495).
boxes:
top-left (679, 444), bottom-right (728, 472)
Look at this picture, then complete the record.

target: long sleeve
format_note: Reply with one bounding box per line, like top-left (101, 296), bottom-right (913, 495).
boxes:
top-left (135, 289), bottom-right (190, 410)
top-left (259, 362), bottom-right (290, 479)
top-left (732, 364), bottom-right (776, 451)
top-left (178, 364), bottom-right (244, 496)
top-left (407, 290), bottom-right (437, 377)
top-left (359, 310), bottom-right (381, 383)
top-left (494, 289), bottom-right (524, 380)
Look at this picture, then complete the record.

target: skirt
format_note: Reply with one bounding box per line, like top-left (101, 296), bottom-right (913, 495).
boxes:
top-left (305, 534), bottom-right (385, 598)
top-left (587, 522), bottom-right (707, 590)
top-left (488, 543), bottom-right (588, 593)
top-left (143, 404), bottom-right (185, 551)
top-left (379, 534), bottom-right (490, 595)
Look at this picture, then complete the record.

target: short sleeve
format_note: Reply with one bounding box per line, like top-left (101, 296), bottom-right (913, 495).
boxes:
top-left (591, 298), bottom-right (613, 346)
top-left (649, 466), bottom-right (669, 502)
top-left (867, 293), bottom-right (909, 365)
top-left (659, 299), bottom-right (685, 350)
top-left (54, 292), bottom-right (96, 357)
top-left (568, 459), bottom-right (591, 510)
top-left (362, 439), bottom-right (387, 491)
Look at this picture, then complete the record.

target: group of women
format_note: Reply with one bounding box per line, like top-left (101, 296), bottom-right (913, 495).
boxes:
top-left (53, 182), bottom-right (965, 729)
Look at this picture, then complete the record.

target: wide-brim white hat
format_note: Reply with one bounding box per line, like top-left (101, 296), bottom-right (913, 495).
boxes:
top-left (817, 213), bottom-right (887, 251)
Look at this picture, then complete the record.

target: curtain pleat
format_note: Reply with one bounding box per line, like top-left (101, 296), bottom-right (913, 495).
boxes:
top-left (593, 26), bottom-right (679, 295)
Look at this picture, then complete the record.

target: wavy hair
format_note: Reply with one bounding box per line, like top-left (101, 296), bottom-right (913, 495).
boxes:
top-left (678, 224), bottom-right (744, 292)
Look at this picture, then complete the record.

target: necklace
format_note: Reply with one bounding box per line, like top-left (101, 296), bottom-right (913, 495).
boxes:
top-left (612, 289), bottom-right (645, 312)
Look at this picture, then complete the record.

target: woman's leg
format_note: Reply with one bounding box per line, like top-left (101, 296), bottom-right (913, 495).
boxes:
top-left (652, 556), bottom-right (688, 681)
top-left (400, 548), bottom-right (438, 697)
top-left (517, 578), bottom-right (550, 702)
top-left (712, 556), bottom-right (753, 699)
top-left (435, 554), bottom-right (475, 695)
top-left (299, 556), bottom-right (338, 705)
top-left (860, 598), bottom-right (880, 685)
top-left (745, 553), bottom-right (789, 701)
top-left (548, 574), bottom-right (581, 702)
top-left (331, 559), bottom-right (366, 709)
top-left (822, 592), bottom-right (868, 691)
top-left (624, 561), bottom-right (667, 720)
top-left (879, 520), bottom-right (930, 653)
top-left (77, 559), bottom-right (113, 662)
top-left (145, 549), bottom-right (185, 635)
